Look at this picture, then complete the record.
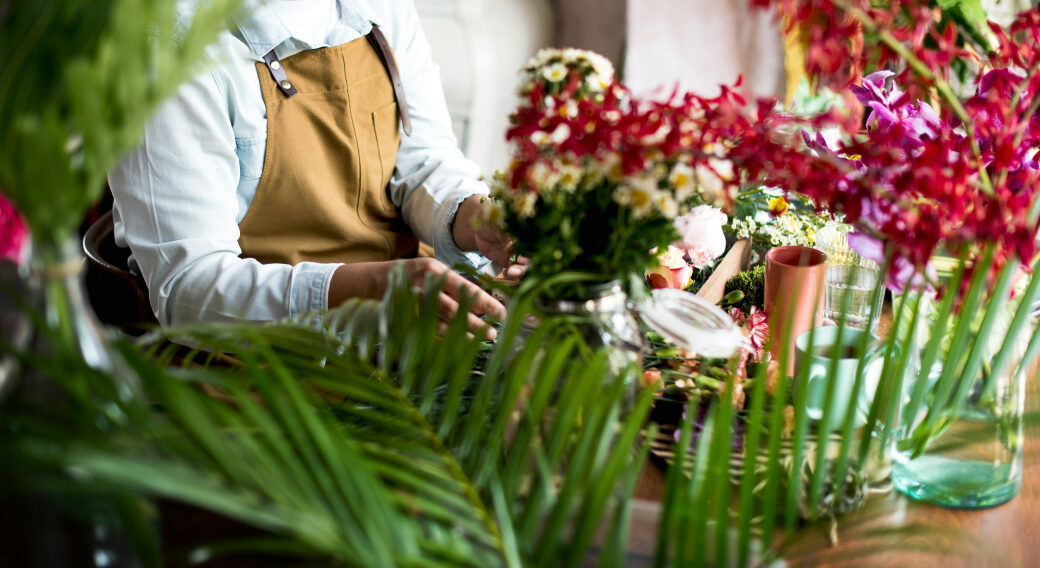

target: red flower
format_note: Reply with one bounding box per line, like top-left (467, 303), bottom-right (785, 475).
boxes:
top-left (0, 192), bottom-right (28, 266)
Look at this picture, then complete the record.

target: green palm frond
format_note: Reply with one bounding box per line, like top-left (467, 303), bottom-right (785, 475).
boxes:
top-left (3, 266), bottom-right (653, 567)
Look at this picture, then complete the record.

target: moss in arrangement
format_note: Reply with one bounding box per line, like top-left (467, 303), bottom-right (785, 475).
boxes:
top-left (724, 265), bottom-right (765, 313)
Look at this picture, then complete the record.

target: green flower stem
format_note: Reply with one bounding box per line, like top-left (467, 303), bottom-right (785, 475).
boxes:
top-left (35, 239), bottom-right (76, 350)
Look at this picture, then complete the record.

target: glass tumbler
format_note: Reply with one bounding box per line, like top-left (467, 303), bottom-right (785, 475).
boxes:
top-left (814, 223), bottom-right (885, 335)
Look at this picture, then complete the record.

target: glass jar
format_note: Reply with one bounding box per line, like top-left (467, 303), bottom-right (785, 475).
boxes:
top-left (889, 286), bottom-right (1035, 509)
top-left (532, 278), bottom-right (644, 380)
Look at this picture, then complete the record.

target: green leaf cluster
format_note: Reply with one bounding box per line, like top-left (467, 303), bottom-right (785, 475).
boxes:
top-left (0, 0), bottom-right (241, 246)
top-left (495, 175), bottom-right (677, 298)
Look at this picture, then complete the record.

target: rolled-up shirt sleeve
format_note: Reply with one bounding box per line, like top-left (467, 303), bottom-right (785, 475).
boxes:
top-left (382, 0), bottom-right (491, 269)
top-left (108, 65), bottom-right (338, 326)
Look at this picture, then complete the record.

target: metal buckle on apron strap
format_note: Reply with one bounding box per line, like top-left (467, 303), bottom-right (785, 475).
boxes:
top-left (263, 50), bottom-right (299, 97)
top-left (261, 25), bottom-right (412, 136)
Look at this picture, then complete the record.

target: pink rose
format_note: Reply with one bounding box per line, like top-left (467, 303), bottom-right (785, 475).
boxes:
top-left (647, 245), bottom-right (693, 290)
top-left (674, 205), bottom-right (727, 267)
top-left (0, 192), bottom-right (28, 266)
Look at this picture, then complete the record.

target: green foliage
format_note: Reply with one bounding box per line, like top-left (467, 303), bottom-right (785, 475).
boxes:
top-left (724, 265), bottom-right (765, 313)
top-left (2, 267), bottom-right (653, 567)
top-left (494, 174), bottom-right (677, 298)
top-left (0, 0), bottom-right (241, 245)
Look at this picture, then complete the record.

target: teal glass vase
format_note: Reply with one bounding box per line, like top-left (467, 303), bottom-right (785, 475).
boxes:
top-left (889, 286), bottom-right (1034, 509)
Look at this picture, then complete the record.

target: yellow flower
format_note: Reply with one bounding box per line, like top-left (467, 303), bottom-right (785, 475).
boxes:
top-left (806, 227), bottom-right (815, 243)
top-left (768, 195), bottom-right (789, 217)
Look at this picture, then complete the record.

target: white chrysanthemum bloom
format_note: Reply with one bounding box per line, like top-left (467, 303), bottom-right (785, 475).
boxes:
top-left (530, 130), bottom-right (551, 145)
top-left (586, 71), bottom-right (611, 92)
top-left (693, 159), bottom-right (735, 207)
top-left (585, 51), bottom-right (614, 80)
top-left (669, 162), bottom-right (696, 201)
top-left (596, 152), bottom-right (625, 182)
top-left (561, 47), bottom-right (583, 62)
top-left (528, 48), bottom-right (560, 70)
top-left (543, 63), bottom-right (568, 83)
top-left (512, 192), bottom-right (539, 219)
top-left (557, 99), bottom-right (579, 118)
top-left (485, 200), bottom-right (505, 226)
top-left (528, 160), bottom-right (561, 190)
top-left (549, 123), bottom-right (571, 144)
top-left (708, 157), bottom-right (734, 182)
top-left (641, 123), bottom-right (671, 145)
top-left (617, 177), bottom-right (657, 219)
top-left (556, 158), bottom-right (584, 192)
top-left (654, 192), bottom-right (679, 219)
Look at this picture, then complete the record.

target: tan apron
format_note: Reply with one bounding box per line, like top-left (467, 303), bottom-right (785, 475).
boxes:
top-left (238, 28), bottom-right (419, 265)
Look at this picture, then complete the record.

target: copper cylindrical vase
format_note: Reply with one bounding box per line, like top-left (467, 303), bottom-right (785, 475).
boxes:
top-left (765, 246), bottom-right (827, 375)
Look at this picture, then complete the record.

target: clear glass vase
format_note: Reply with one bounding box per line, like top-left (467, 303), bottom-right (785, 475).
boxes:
top-left (889, 287), bottom-right (1035, 509)
top-left (523, 281), bottom-right (647, 405)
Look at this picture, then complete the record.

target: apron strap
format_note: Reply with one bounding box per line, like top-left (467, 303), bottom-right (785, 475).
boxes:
top-left (366, 24), bottom-right (413, 136)
top-left (262, 50), bottom-right (299, 97)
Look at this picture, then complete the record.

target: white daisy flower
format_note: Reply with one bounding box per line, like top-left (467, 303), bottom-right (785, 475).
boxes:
top-left (530, 130), bottom-right (552, 145)
top-left (596, 152), bottom-right (625, 182)
top-left (654, 192), bottom-right (679, 219)
top-left (528, 160), bottom-right (561, 190)
top-left (586, 72), bottom-right (611, 92)
top-left (617, 177), bottom-right (657, 219)
top-left (555, 158), bottom-right (584, 192)
top-left (549, 123), bottom-right (572, 144)
top-left (543, 63), bottom-right (568, 83)
top-left (514, 192), bottom-right (538, 219)
top-left (668, 162), bottom-right (696, 201)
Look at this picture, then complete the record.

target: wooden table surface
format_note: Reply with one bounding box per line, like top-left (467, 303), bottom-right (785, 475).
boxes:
top-left (622, 308), bottom-right (1040, 567)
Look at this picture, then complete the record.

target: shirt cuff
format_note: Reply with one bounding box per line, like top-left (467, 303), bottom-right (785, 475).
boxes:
top-left (289, 261), bottom-right (342, 316)
top-left (434, 193), bottom-right (492, 269)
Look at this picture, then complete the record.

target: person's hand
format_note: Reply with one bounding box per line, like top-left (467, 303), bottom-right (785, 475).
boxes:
top-left (329, 258), bottom-right (505, 340)
top-left (452, 195), bottom-right (527, 280)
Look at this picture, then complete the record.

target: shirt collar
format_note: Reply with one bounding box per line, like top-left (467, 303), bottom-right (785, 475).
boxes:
top-left (230, 0), bottom-right (374, 60)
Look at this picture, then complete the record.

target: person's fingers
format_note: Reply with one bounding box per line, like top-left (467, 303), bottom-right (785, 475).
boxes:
top-left (475, 225), bottom-right (515, 266)
top-left (443, 273), bottom-right (507, 321)
top-left (505, 264), bottom-right (526, 279)
top-left (436, 290), bottom-right (498, 340)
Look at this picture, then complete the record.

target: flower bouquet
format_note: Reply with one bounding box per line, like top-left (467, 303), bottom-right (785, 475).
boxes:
top-left (492, 49), bottom-right (678, 296)
top-left (490, 48), bottom-right (754, 298)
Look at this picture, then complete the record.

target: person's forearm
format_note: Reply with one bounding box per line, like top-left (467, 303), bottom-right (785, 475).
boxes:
top-left (328, 262), bottom-right (389, 307)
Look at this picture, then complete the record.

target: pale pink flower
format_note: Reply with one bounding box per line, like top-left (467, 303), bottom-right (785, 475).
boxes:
top-left (674, 205), bottom-right (727, 266)
top-left (647, 245), bottom-right (693, 290)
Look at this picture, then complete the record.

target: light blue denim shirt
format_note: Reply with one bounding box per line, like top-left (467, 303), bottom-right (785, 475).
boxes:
top-left (108, 0), bottom-right (489, 326)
